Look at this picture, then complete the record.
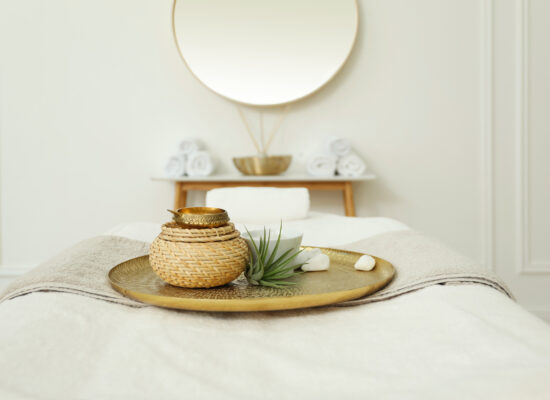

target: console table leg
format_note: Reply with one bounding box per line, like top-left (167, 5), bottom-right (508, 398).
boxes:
top-left (343, 182), bottom-right (356, 217)
top-left (174, 182), bottom-right (187, 209)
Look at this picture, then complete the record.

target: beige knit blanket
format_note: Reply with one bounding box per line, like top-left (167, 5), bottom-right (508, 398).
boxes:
top-left (0, 231), bottom-right (512, 307)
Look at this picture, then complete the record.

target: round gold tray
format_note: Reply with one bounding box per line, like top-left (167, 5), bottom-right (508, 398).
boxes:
top-left (108, 247), bottom-right (395, 312)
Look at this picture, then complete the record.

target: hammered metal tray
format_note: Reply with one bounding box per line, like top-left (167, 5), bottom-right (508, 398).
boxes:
top-left (108, 247), bottom-right (395, 312)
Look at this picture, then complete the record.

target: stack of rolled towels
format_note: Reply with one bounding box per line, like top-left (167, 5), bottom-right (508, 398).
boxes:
top-left (164, 139), bottom-right (215, 178)
top-left (306, 136), bottom-right (367, 177)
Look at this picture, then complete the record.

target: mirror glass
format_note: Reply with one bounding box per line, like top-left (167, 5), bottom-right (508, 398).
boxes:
top-left (173, 0), bottom-right (358, 106)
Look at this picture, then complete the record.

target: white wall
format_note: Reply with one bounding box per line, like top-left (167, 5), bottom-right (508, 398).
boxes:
top-left (0, 1), bottom-right (548, 316)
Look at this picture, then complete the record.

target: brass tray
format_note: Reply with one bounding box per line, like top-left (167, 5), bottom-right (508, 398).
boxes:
top-left (108, 247), bottom-right (395, 312)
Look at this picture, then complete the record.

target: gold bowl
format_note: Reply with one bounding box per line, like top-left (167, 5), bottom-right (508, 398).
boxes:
top-left (167, 207), bottom-right (229, 228)
top-left (232, 155), bottom-right (292, 176)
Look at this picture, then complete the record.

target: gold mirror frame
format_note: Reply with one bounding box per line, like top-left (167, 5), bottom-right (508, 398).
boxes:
top-left (171, 0), bottom-right (359, 107)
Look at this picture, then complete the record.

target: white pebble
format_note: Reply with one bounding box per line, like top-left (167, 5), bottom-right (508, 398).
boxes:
top-left (354, 255), bottom-right (376, 271)
top-left (295, 248), bottom-right (322, 266)
top-left (302, 253), bottom-right (330, 271)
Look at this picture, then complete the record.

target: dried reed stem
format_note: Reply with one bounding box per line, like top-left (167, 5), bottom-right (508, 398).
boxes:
top-left (259, 111), bottom-right (264, 153)
top-left (264, 104), bottom-right (291, 154)
top-left (236, 106), bottom-right (261, 153)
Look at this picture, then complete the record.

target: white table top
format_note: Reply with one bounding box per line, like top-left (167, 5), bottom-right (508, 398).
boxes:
top-left (152, 174), bottom-right (376, 182)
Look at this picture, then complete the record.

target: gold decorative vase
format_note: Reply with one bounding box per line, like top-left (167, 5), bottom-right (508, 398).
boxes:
top-left (232, 155), bottom-right (292, 176)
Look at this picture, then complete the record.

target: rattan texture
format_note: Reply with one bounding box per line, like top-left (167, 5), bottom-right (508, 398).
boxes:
top-left (150, 223), bottom-right (249, 288)
top-left (161, 222), bottom-right (236, 241)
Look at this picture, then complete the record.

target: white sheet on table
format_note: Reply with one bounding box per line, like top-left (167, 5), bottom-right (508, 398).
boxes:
top-left (104, 211), bottom-right (410, 247)
top-left (0, 287), bottom-right (549, 399)
top-left (1, 213), bottom-right (550, 399)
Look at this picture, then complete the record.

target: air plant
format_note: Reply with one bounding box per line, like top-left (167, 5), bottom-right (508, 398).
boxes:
top-left (244, 224), bottom-right (303, 288)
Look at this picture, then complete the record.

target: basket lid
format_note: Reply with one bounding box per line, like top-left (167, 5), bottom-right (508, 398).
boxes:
top-left (159, 222), bottom-right (241, 243)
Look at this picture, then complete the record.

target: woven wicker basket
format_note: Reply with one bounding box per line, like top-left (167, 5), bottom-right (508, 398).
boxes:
top-left (149, 222), bottom-right (249, 288)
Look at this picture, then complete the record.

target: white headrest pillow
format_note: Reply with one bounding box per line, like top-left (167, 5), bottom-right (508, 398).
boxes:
top-left (205, 187), bottom-right (310, 224)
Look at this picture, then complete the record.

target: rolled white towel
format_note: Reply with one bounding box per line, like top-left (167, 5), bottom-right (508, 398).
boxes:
top-left (164, 153), bottom-right (187, 178)
top-left (336, 153), bottom-right (366, 177)
top-left (326, 136), bottom-right (351, 157)
top-left (179, 139), bottom-right (200, 155)
top-left (186, 151), bottom-right (215, 177)
top-left (306, 154), bottom-right (337, 177)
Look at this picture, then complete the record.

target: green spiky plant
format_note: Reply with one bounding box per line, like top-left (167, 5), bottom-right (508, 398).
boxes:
top-left (244, 224), bottom-right (304, 288)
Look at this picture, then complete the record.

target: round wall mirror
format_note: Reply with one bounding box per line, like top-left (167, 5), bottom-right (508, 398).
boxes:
top-left (172, 0), bottom-right (359, 106)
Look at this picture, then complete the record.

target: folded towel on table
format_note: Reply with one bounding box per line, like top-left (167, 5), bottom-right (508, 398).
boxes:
top-left (337, 153), bottom-right (366, 177)
top-left (206, 187), bottom-right (310, 224)
top-left (186, 151), bottom-right (214, 177)
top-left (164, 153), bottom-right (187, 178)
top-left (306, 154), bottom-right (337, 177)
top-left (326, 136), bottom-right (352, 157)
top-left (179, 138), bottom-right (200, 155)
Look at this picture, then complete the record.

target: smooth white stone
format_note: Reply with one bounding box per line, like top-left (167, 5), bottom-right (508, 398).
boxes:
top-left (354, 255), bottom-right (376, 271)
top-left (302, 253), bottom-right (330, 271)
top-left (295, 248), bottom-right (322, 266)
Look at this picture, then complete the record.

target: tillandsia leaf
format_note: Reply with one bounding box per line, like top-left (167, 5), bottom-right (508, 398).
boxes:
top-left (263, 250), bottom-right (303, 278)
top-left (244, 228), bottom-right (264, 282)
top-left (262, 262), bottom-right (298, 279)
top-left (250, 265), bottom-right (264, 281)
top-left (259, 228), bottom-right (265, 260)
top-left (245, 226), bottom-right (261, 258)
top-left (269, 248), bottom-right (303, 269)
top-left (270, 247), bottom-right (303, 270)
top-left (262, 271), bottom-right (302, 283)
top-left (258, 280), bottom-right (297, 288)
top-left (246, 260), bottom-right (263, 284)
top-left (264, 248), bottom-right (294, 274)
top-left (244, 223), bottom-right (304, 288)
top-left (265, 222), bottom-right (283, 267)
top-left (260, 227), bottom-right (269, 261)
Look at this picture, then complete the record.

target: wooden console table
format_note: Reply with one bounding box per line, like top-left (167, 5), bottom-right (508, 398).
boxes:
top-left (152, 174), bottom-right (375, 217)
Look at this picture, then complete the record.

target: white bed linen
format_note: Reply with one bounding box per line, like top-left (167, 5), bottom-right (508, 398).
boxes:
top-left (1, 213), bottom-right (550, 399)
top-left (105, 211), bottom-right (410, 246)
